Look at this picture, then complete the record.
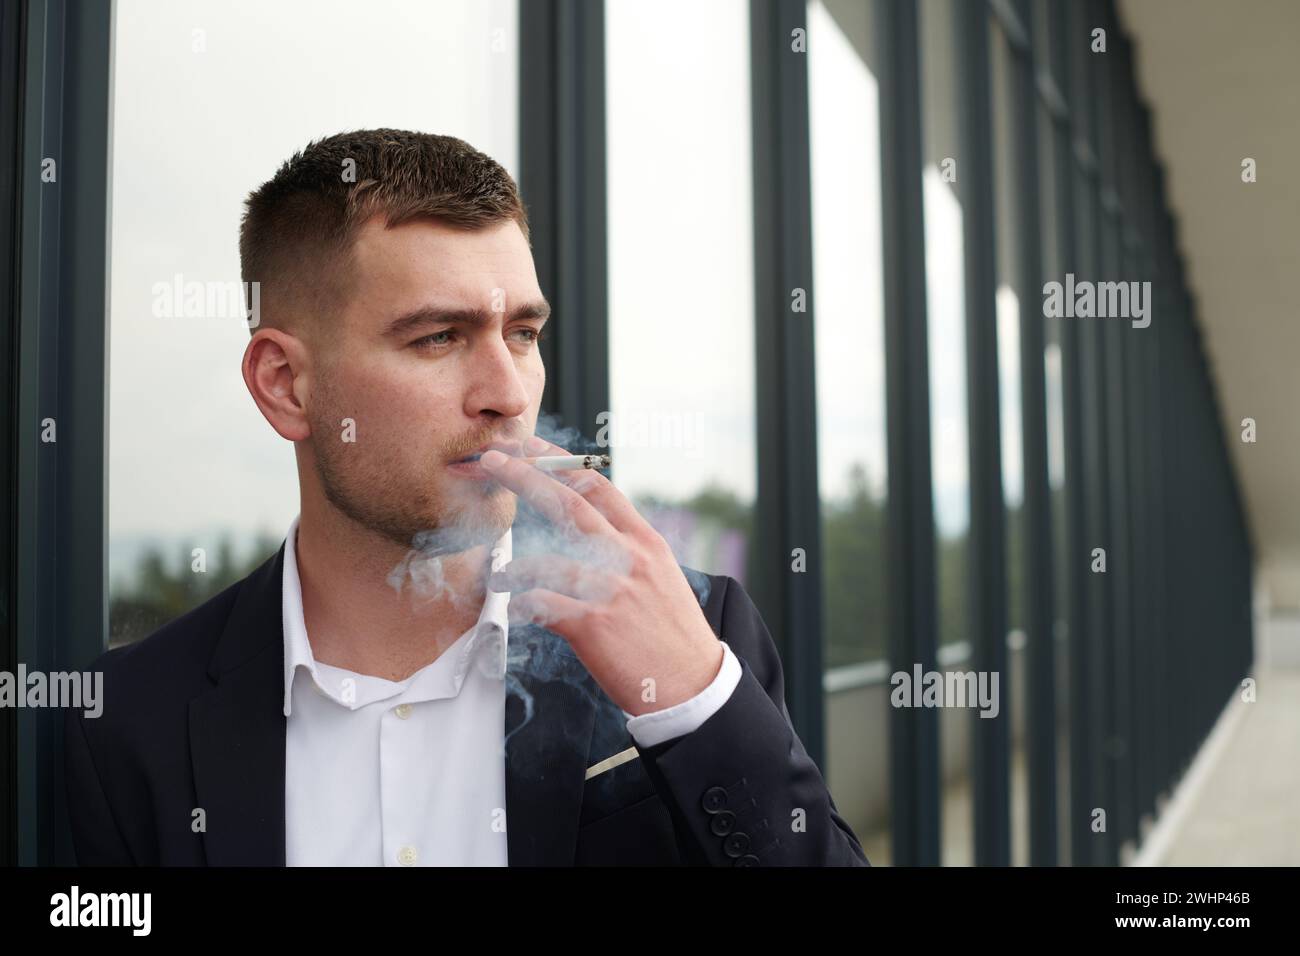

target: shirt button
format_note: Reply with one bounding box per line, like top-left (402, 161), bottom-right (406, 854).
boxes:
top-left (397, 845), bottom-right (417, 866)
top-left (394, 703), bottom-right (413, 719)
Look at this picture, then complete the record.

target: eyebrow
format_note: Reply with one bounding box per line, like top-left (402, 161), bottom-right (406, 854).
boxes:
top-left (381, 299), bottom-right (552, 339)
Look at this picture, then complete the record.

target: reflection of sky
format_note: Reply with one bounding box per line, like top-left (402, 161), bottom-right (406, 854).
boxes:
top-left (1045, 342), bottom-right (1066, 490)
top-left (606, 0), bottom-right (756, 503)
top-left (998, 285), bottom-right (1024, 507)
top-left (923, 165), bottom-right (969, 537)
top-left (809, 0), bottom-right (887, 505)
top-left (108, 0), bottom-right (518, 551)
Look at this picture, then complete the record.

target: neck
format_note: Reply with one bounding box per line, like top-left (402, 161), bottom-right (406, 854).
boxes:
top-left (294, 496), bottom-right (495, 683)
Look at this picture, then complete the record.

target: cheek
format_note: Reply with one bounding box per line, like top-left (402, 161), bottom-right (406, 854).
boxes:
top-left (525, 354), bottom-right (546, 402)
top-left (339, 363), bottom-right (455, 444)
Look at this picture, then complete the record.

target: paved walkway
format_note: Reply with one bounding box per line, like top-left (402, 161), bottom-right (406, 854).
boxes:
top-left (1145, 667), bottom-right (1300, 866)
top-left (854, 667), bottom-right (1299, 866)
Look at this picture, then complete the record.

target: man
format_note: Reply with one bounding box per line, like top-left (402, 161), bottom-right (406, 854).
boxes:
top-left (65, 129), bottom-right (868, 867)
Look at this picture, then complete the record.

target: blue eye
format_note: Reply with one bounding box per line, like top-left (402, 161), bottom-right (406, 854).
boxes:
top-left (412, 330), bottom-right (455, 349)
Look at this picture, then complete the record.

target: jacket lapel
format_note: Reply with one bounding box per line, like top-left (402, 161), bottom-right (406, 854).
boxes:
top-left (189, 544), bottom-right (287, 866)
top-left (503, 623), bottom-right (598, 866)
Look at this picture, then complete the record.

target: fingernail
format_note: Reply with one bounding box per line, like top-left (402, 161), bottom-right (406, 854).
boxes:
top-left (480, 449), bottom-right (508, 468)
top-left (524, 436), bottom-right (549, 454)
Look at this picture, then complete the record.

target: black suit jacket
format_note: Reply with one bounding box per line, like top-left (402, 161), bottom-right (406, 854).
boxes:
top-left (65, 541), bottom-right (869, 866)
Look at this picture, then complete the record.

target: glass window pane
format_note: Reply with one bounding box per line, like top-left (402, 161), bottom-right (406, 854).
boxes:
top-left (605, 0), bottom-right (755, 582)
top-left (108, 0), bottom-right (519, 646)
top-left (808, 0), bottom-right (890, 866)
top-left (1037, 46), bottom-right (1073, 867)
top-left (811, 1), bottom-right (888, 671)
top-left (919, 0), bottom-right (973, 866)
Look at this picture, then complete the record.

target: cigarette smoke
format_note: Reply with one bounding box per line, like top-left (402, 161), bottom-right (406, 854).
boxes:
top-left (382, 413), bottom-right (639, 759)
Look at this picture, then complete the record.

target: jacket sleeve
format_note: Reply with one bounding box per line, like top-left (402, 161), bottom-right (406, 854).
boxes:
top-left (634, 576), bottom-right (870, 866)
top-left (64, 704), bottom-right (135, 865)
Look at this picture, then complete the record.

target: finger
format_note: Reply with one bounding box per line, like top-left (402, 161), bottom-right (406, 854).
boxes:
top-left (523, 435), bottom-right (570, 456)
top-left (522, 436), bottom-right (646, 537)
top-left (480, 449), bottom-right (616, 537)
top-left (489, 554), bottom-right (620, 602)
top-left (507, 588), bottom-right (589, 631)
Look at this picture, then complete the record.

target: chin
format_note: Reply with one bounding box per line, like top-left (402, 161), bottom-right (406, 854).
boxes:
top-left (442, 488), bottom-right (516, 543)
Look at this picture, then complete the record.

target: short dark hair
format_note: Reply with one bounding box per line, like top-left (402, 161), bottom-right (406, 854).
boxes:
top-left (239, 129), bottom-right (530, 333)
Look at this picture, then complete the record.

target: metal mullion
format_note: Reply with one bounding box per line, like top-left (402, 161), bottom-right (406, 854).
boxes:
top-left (1162, 220), bottom-right (1191, 778)
top-left (1115, 38), bottom-right (1156, 836)
top-left (1156, 199), bottom-right (1179, 797)
top-left (519, 0), bottom-right (610, 439)
top-left (1091, 0), bottom-right (1138, 857)
top-left (955, 0), bottom-right (1010, 868)
top-left (1041, 0), bottom-right (1092, 870)
top-left (1131, 99), bottom-right (1162, 820)
top-left (1067, 0), bottom-right (1115, 866)
top-left (877, 0), bottom-right (941, 867)
top-left (1010, 1), bottom-right (1058, 867)
top-left (749, 0), bottom-right (823, 764)
top-left (16, 0), bottom-right (115, 865)
top-left (0, 0), bottom-right (23, 868)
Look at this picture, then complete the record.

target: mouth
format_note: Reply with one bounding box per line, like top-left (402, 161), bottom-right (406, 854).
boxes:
top-left (446, 457), bottom-right (492, 481)
top-left (447, 441), bottom-right (521, 481)
top-left (450, 441), bottom-right (522, 467)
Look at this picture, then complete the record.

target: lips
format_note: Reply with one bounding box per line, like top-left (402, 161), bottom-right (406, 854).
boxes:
top-left (451, 441), bottom-right (521, 465)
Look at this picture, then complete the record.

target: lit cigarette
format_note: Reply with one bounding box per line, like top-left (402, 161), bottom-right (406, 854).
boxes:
top-left (523, 454), bottom-right (611, 471)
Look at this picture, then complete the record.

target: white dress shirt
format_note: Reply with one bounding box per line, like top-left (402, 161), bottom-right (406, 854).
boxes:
top-left (281, 514), bottom-right (742, 866)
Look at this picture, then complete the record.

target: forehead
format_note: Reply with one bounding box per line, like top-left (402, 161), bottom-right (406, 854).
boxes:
top-left (346, 215), bottom-right (540, 311)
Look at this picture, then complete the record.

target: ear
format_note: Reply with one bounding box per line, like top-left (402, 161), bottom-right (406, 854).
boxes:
top-left (242, 328), bottom-right (312, 442)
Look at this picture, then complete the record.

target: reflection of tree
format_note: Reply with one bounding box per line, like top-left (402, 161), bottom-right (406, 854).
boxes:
top-left (109, 477), bottom-right (1032, 667)
top-left (823, 463), bottom-right (887, 668)
top-left (823, 462), bottom-right (1028, 668)
top-left (677, 485), bottom-right (754, 537)
top-left (109, 532), bottom-right (281, 647)
top-left (635, 485), bottom-right (754, 586)
top-left (642, 464), bottom-right (894, 671)
top-left (640, 465), bottom-right (886, 670)
top-left (936, 499), bottom-right (1027, 652)
top-left (937, 526), bottom-right (969, 648)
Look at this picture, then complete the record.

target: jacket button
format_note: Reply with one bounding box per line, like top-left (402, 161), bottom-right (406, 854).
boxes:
top-left (702, 787), bottom-right (728, 813)
top-left (733, 854), bottom-right (760, 866)
top-left (709, 810), bottom-right (736, 836)
top-left (723, 831), bottom-right (751, 857)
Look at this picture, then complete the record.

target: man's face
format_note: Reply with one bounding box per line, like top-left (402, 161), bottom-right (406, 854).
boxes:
top-left (306, 216), bottom-right (547, 551)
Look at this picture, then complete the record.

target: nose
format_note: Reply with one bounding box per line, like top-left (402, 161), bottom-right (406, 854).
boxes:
top-left (462, 335), bottom-right (532, 421)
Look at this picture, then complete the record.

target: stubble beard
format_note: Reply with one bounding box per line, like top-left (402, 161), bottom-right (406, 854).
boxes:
top-left (309, 397), bottom-right (517, 556)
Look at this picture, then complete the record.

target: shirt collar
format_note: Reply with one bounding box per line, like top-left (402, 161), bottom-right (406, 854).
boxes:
top-left (282, 514), bottom-right (511, 717)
